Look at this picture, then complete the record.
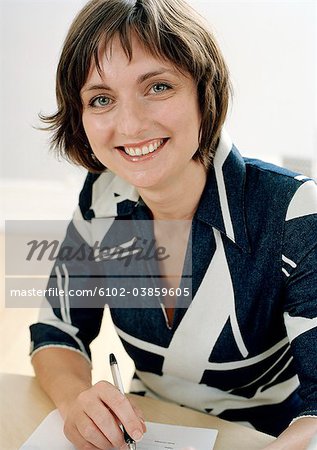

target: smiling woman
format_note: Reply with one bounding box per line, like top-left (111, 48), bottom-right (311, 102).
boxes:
top-left (30, 1), bottom-right (317, 449)
top-left (80, 35), bottom-right (203, 191)
top-left (40, 0), bottom-right (230, 174)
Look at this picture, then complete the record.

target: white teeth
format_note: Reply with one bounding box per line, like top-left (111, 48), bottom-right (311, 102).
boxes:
top-left (123, 139), bottom-right (166, 156)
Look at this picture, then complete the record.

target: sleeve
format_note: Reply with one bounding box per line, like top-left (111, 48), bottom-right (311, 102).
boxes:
top-left (281, 178), bottom-right (317, 420)
top-left (30, 174), bottom-right (106, 363)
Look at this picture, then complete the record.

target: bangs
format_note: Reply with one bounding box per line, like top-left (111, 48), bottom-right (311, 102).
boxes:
top-left (92, 27), bottom-right (189, 82)
top-left (89, 15), bottom-right (193, 85)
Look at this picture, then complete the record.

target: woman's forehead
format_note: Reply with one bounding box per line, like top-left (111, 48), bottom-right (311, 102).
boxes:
top-left (96, 32), bottom-right (166, 66)
top-left (84, 33), bottom-right (188, 85)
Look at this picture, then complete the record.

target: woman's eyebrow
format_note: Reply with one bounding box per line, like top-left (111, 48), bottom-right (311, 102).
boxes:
top-left (81, 83), bottom-right (111, 93)
top-left (81, 68), bottom-right (176, 94)
top-left (137, 68), bottom-right (176, 84)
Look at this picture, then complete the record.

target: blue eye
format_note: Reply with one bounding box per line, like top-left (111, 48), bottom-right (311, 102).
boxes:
top-left (151, 83), bottom-right (170, 93)
top-left (90, 96), bottom-right (112, 107)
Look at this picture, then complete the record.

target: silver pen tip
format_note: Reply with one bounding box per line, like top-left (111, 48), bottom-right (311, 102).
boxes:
top-left (128, 443), bottom-right (136, 450)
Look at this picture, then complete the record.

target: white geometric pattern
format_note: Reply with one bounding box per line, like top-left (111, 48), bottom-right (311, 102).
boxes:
top-left (286, 180), bottom-right (317, 221)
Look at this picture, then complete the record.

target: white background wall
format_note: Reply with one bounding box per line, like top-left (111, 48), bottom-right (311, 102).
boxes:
top-left (192, 0), bottom-right (317, 162)
top-left (0, 0), bottom-right (316, 225)
top-left (0, 0), bottom-right (87, 226)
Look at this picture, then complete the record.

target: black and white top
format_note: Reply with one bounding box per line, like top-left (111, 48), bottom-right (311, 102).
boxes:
top-left (30, 131), bottom-right (317, 436)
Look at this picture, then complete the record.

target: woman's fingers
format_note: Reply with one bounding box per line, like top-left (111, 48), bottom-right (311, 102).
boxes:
top-left (96, 381), bottom-right (145, 442)
top-left (129, 397), bottom-right (147, 433)
top-left (83, 393), bottom-right (125, 448)
top-left (64, 381), bottom-right (145, 448)
top-left (64, 420), bottom-right (110, 450)
top-left (63, 382), bottom-right (125, 449)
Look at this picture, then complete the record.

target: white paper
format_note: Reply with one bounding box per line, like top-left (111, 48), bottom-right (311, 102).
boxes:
top-left (20, 409), bottom-right (218, 450)
top-left (137, 421), bottom-right (218, 450)
top-left (20, 410), bottom-right (75, 450)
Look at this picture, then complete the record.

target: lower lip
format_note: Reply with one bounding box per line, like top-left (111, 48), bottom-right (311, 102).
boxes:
top-left (117, 139), bottom-right (169, 163)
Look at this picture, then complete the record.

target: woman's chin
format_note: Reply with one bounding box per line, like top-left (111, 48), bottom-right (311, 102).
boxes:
top-left (129, 178), bottom-right (162, 190)
top-left (122, 170), bottom-right (167, 191)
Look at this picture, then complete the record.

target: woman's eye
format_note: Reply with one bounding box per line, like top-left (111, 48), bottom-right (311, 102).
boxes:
top-left (151, 83), bottom-right (171, 93)
top-left (90, 96), bottom-right (112, 107)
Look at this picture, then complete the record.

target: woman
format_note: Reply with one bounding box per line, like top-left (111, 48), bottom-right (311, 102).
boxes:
top-left (30, 0), bottom-right (317, 449)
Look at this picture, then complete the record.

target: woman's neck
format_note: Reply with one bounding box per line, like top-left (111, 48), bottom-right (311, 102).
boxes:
top-left (137, 161), bottom-right (207, 221)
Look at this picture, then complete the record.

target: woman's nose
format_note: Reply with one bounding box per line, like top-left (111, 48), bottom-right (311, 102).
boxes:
top-left (115, 100), bottom-right (147, 139)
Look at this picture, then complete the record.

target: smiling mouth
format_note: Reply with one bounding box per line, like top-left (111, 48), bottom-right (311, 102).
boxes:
top-left (116, 138), bottom-right (169, 157)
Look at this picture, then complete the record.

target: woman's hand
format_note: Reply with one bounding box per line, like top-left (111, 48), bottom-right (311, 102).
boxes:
top-left (260, 417), bottom-right (317, 450)
top-left (63, 380), bottom-right (146, 450)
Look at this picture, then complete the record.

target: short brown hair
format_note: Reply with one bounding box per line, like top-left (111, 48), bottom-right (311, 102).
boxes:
top-left (41, 0), bottom-right (231, 172)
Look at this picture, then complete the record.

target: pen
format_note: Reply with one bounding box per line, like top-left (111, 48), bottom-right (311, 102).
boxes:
top-left (109, 353), bottom-right (137, 450)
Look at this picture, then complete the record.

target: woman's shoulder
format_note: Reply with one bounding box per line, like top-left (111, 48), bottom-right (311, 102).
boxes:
top-left (244, 157), bottom-right (313, 187)
top-left (242, 157), bottom-right (317, 255)
top-left (243, 156), bottom-right (317, 212)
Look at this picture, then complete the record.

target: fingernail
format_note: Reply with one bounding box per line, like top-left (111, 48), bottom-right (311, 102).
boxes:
top-left (132, 429), bottom-right (143, 441)
top-left (140, 419), bottom-right (147, 432)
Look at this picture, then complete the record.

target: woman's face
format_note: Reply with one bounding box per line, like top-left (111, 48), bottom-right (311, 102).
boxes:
top-left (81, 34), bottom-right (202, 190)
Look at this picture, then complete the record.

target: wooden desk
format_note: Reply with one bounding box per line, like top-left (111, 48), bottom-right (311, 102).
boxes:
top-left (0, 373), bottom-right (275, 450)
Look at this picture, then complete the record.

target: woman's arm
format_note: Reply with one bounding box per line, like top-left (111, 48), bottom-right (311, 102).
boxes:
top-left (32, 347), bottom-right (93, 418)
top-left (32, 347), bottom-right (145, 449)
top-left (278, 180), bottom-right (317, 449)
top-left (262, 417), bottom-right (317, 450)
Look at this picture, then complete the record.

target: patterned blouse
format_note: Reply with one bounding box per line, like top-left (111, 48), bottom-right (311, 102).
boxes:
top-left (30, 131), bottom-right (317, 436)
